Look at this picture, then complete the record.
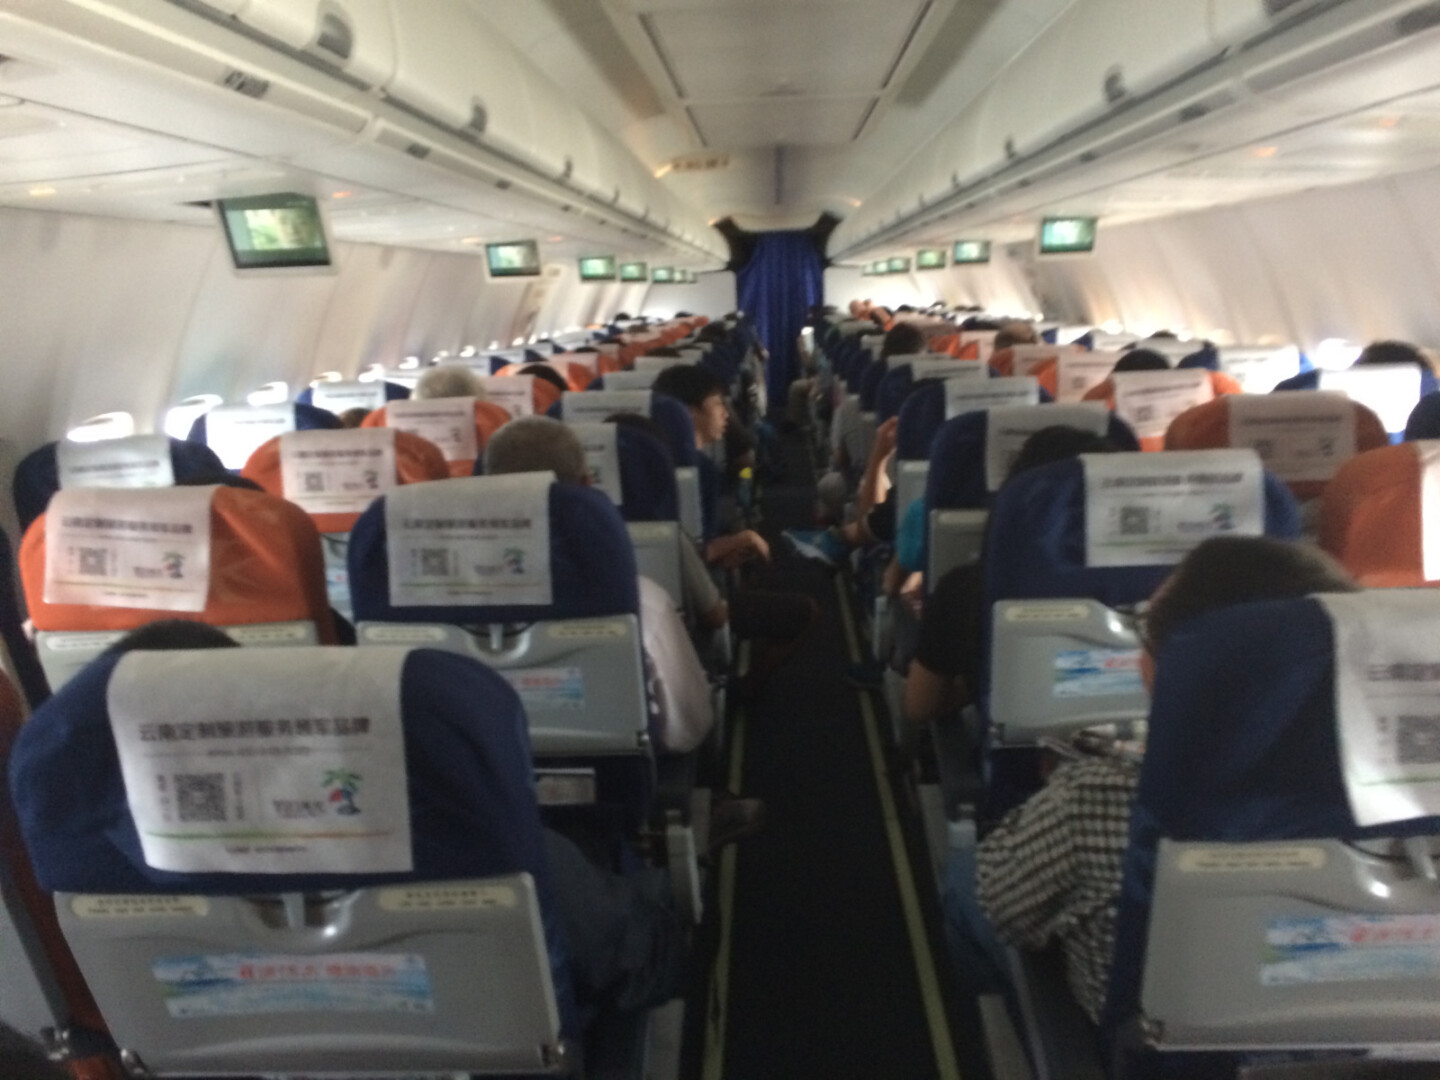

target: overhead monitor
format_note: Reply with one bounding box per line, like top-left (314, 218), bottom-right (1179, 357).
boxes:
top-left (578, 255), bottom-right (617, 281)
top-left (619, 261), bottom-right (648, 282)
top-left (653, 266), bottom-right (675, 283)
top-left (887, 256), bottom-right (911, 273)
top-left (916, 248), bottom-right (947, 270)
top-left (953, 240), bottom-right (992, 265)
top-left (1038, 217), bottom-right (1097, 255)
top-left (217, 192), bottom-right (332, 272)
top-left (486, 239), bottom-right (542, 277)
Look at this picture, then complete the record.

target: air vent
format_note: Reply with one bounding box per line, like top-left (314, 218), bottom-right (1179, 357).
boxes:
top-left (1004, 136), bottom-right (1018, 161)
top-left (1398, 2), bottom-right (1440, 36)
top-left (1104, 67), bottom-right (1126, 104)
top-left (405, 143), bottom-right (430, 160)
top-left (314, 12), bottom-right (353, 62)
top-left (469, 102), bottom-right (488, 135)
top-left (220, 68), bottom-right (270, 99)
top-left (1178, 102), bottom-right (1210, 123)
top-left (495, 179), bottom-right (511, 190)
top-left (561, 156), bottom-right (573, 181)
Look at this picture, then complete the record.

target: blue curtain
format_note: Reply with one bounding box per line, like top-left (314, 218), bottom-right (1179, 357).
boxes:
top-left (736, 230), bottom-right (824, 411)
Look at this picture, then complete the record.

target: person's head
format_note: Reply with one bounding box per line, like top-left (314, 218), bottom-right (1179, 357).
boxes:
top-left (1139, 536), bottom-right (1359, 688)
top-left (648, 346), bottom-right (683, 359)
top-left (178, 472), bottom-right (264, 492)
top-left (1111, 348), bottom-right (1170, 373)
top-left (1356, 339), bottom-right (1436, 375)
top-left (1005, 426), bottom-right (1118, 483)
top-left (653, 364), bottom-right (728, 445)
top-left (106, 619), bottom-right (240, 656)
top-left (414, 365), bottom-right (484, 401)
top-left (518, 363), bottom-right (569, 394)
top-left (481, 415), bottom-right (587, 485)
top-left (338, 407), bottom-right (371, 429)
top-left (880, 322), bottom-right (926, 362)
top-left (994, 321), bottom-right (1039, 352)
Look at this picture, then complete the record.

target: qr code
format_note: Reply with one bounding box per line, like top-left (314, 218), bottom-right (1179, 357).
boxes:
top-left (1119, 507), bottom-right (1151, 536)
top-left (175, 773), bottom-right (227, 823)
top-left (77, 547), bottom-right (109, 576)
top-left (303, 471), bottom-right (326, 493)
top-left (1397, 715), bottom-right (1440, 766)
top-left (1132, 405), bottom-right (1155, 424)
top-left (419, 548), bottom-right (450, 576)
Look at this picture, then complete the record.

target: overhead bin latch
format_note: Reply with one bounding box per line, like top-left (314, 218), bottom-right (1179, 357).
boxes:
top-left (314, 7), bottom-right (354, 64)
top-left (469, 101), bottom-right (488, 137)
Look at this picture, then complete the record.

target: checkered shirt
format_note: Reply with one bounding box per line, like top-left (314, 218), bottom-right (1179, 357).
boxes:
top-left (976, 754), bottom-right (1139, 1025)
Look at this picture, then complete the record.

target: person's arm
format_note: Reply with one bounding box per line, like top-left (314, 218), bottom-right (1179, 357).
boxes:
top-left (854, 416), bottom-right (898, 519)
top-left (903, 657), bottom-right (959, 727)
top-left (706, 530), bottom-right (769, 569)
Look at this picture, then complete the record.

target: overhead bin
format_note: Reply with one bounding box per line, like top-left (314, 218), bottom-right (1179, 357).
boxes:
top-left (192, 0), bottom-right (397, 88)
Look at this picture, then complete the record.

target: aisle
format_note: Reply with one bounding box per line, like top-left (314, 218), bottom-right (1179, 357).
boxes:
top-left (697, 431), bottom-right (989, 1080)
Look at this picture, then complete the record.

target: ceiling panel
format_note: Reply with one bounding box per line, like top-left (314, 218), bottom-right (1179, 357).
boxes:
top-left (691, 98), bottom-right (874, 149)
top-left (645, 3), bottom-right (925, 99)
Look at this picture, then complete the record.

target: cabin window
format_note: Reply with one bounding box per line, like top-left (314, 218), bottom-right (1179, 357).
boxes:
top-left (246, 381), bottom-right (289, 407)
top-left (311, 371), bottom-right (345, 387)
top-left (67, 411), bottom-right (135, 443)
top-left (163, 395), bottom-right (223, 440)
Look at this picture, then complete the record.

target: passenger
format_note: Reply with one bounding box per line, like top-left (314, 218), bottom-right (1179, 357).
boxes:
top-left (647, 366), bottom-right (819, 698)
top-left (992, 320), bottom-right (1038, 352)
top-left (1108, 348), bottom-right (1171, 373)
top-left (337, 406), bottom-right (371, 428)
top-left (942, 537), bottom-right (1360, 1028)
top-left (904, 426), bottom-right (1121, 726)
top-left (813, 322), bottom-right (927, 525)
top-left (413, 364), bottom-right (485, 400)
top-left (606, 412), bottom-right (729, 633)
top-left (482, 417), bottom-right (715, 753)
top-left (95, 619), bottom-right (689, 1023)
top-left (481, 418), bottom-right (763, 842)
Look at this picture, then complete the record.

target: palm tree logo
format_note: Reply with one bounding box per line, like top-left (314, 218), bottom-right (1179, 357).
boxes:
top-left (323, 769), bottom-right (362, 816)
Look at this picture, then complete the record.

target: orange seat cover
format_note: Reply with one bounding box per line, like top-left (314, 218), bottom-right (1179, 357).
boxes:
top-left (1319, 443), bottom-right (1437, 588)
top-left (241, 429), bottom-right (449, 533)
top-left (1165, 396), bottom-right (1388, 502)
top-left (22, 486), bottom-right (337, 641)
top-left (362, 399), bottom-right (512, 478)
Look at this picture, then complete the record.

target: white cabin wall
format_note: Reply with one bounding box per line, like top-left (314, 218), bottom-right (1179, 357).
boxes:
top-left (641, 272), bottom-right (737, 320)
top-left (0, 206), bottom-right (653, 464)
top-left (1026, 163), bottom-right (1440, 350)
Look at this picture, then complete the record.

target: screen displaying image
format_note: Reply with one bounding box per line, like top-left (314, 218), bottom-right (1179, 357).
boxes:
top-left (1039, 217), bottom-right (1097, 255)
top-left (218, 193), bottom-right (331, 270)
top-left (486, 239), bottom-right (542, 277)
top-left (916, 248), bottom-right (947, 270)
top-left (619, 261), bottom-right (648, 281)
top-left (579, 255), bottom-right (617, 281)
top-left (653, 267), bottom-right (675, 283)
top-left (887, 256), bottom-right (911, 273)
top-left (953, 240), bottom-right (992, 265)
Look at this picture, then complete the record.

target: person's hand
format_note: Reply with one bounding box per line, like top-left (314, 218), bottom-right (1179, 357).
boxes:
top-left (707, 530), bottom-right (770, 569)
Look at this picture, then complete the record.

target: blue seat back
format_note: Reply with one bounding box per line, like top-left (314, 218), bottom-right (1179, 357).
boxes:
top-left (984, 456), bottom-right (1302, 610)
top-left (9, 645), bottom-right (577, 1033)
top-left (547, 395), bottom-right (697, 469)
top-left (1104, 597), bottom-right (1440, 1047)
top-left (13, 437), bottom-right (225, 535)
top-left (349, 482), bottom-right (638, 626)
top-left (896, 380), bottom-right (1060, 463)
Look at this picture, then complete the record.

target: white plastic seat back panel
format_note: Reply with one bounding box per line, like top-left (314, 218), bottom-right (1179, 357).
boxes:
top-left (0, 861), bottom-right (67, 1043)
top-left (36, 622), bottom-right (318, 692)
top-left (928, 509), bottom-right (988, 583)
top-left (896, 460), bottom-right (930, 522)
top-left (1142, 838), bottom-right (1440, 1052)
top-left (989, 599), bottom-right (1148, 745)
top-left (357, 617), bottom-right (647, 756)
top-left (675, 467), bottom-right (703, 541)
top-left (628, 522), bottom-right (683, 611)
top-left (57, 875), bottom-right (561, 1076)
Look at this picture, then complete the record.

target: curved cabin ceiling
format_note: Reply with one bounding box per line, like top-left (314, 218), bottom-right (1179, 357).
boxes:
top-left (474, 0), bottom-right (1069, 231)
